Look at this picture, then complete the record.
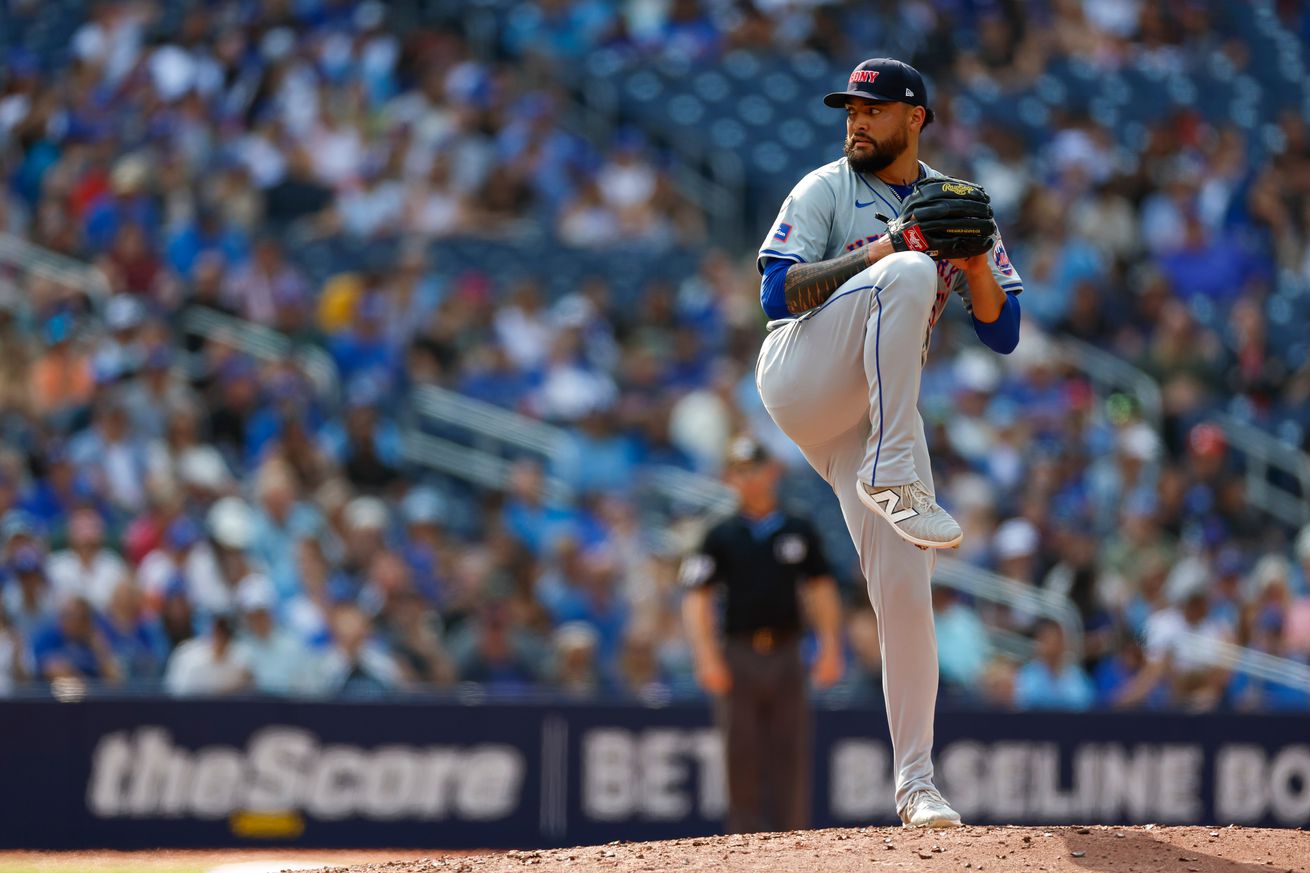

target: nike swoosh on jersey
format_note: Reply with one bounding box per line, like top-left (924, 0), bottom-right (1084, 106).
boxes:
top-left (855, 199), bottom-right (877, 208)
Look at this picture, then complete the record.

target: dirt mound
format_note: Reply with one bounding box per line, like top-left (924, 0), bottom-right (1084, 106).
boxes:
top-left (307, 826), bottom-right (1308, 873)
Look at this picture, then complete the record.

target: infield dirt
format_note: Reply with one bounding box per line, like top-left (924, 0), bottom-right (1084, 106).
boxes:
top-left (307, 826), bottom-right (1308, 873)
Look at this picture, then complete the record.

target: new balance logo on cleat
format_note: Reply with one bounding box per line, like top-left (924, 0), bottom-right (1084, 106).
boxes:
top-left (867, 489), bottom-right (919, 523)
top-left (857, 479), bottom-right (963, 549)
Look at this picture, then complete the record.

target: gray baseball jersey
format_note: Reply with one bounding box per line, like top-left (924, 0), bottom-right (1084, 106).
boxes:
top-left (752, 157), bottom-right (1024, 815)
top-left (758, 158), bottom-right (1023, 359)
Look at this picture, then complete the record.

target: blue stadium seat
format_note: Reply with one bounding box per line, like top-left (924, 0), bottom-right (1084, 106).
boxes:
top-left (709, 118), bottom-right (747, 150)
top-left (667, 94), bottom-right (706, 128)
top-left (722, 50), bottom-right (762, 81)
top-left (624, 71), bottom-right (663, 104)
top-left (737, 94), bottom-right (777, 128)
top-left (692, 70), bottom-right (731, 103)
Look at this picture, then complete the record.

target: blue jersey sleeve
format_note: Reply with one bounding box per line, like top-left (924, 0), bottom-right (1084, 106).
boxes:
top-left (760, 257), bottom-right (792, 320)
top-left (971, 291), bottom-right (1021, 355)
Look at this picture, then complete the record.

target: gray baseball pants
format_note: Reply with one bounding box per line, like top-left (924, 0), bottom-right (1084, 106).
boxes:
top-left (754, 251), bottom-right (940, 814)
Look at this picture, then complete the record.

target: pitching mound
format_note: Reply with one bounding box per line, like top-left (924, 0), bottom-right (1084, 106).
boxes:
top-left (308, 826), bottom-right (1307, 873)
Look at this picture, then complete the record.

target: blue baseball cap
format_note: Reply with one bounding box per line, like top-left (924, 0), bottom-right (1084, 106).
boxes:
top-left (1, 510), bottom-right (40, 544)
top-left (401, 487), bottom-right (448, 526)
top-left (10, 545), bottom-right (43, 575)
top-left (44, 441), bottom-right (70, 465)
top-left (166, 517), bottom-right (202, 550)
top-left (162, 572), bottom-right (189, 599)
top-left (144, 346), bottom-right (174, 371)
top-left (43, 312), bottom-right (75, 345)
top-left (824, 58), bottom-right (935, 124)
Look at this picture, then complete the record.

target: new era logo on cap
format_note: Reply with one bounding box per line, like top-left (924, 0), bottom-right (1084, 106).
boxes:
top-left (906, 88), bottom-right (914, 96)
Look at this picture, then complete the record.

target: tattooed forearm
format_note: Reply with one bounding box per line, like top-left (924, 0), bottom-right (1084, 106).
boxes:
top-left (783, 245), bottom-right (878, 315)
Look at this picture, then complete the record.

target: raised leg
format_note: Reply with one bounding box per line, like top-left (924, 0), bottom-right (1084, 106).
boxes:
top-left (756, 251), bottom-right (938, 462)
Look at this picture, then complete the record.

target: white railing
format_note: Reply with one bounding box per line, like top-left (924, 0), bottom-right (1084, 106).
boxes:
top-left (400, 431), bottom-right (572, 505)
top-left (988, 627), bottom-right (1048, 661)
top-left (410, 384), bottom-right (739, 521)
top-left (177, 312), bottom-right (737, 525)
top-left (0, 232), bottom-right (113, 301)
top-left (1178, 632), bottom-right (1310, 693)
top-left (934, 556), bottom-right (1085, 659)
top-left (411, 385), bottom-right (566, 457)
top-left (1058, 336), bottom-right (1163, 429)
top-left (644, 465), bottom-right (739, 517)
top-left (1059, 337), bottom-right (1310, 528)
top-left (180, 306), bottom-right (340, 404)
top-left (1211, 412), bottom-right (1310, 528)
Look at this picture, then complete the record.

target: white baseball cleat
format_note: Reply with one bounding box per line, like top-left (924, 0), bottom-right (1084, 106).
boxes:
top-left (858, 479), bottom-right (963, 549)
top-left (899, 788), bottom-right (963, 828)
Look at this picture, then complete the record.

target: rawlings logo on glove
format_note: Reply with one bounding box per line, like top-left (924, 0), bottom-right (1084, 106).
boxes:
top-left (902, 226), bottom-right (930, 252)
top-left (883, 176), bottom-right (997, 260)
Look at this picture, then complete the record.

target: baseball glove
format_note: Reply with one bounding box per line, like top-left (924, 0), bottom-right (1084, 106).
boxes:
top-left (882, 177), bottom-right (996, 260)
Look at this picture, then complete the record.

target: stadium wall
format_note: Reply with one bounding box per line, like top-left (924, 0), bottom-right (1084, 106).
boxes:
top-left (1, 698), bottom-right (1307, 847)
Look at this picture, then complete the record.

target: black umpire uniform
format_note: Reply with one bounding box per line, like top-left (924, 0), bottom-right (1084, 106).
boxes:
top-left (681, 437), bottom-right (841, 834)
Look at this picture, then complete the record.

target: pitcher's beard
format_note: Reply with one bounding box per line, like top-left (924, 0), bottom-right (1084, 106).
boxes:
top-left (844, 128), bottom-right (909, 175)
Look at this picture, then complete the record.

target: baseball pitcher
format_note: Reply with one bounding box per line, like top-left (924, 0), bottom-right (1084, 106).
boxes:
top-left (754, 58), bottom-right (1023, 827)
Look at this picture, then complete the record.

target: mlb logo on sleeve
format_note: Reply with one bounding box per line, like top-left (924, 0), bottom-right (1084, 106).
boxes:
top-left (993, 242), bottom-right (1015, 275)
top-left (773, 222), bottom-right (793, 242)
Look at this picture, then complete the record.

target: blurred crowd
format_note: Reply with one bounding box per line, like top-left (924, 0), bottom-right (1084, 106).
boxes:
top-left (491, 0), bottom-right (1310, 447)
top-left (1, 0), bottom-right (1309, 710)
top-left (486, 0), bottom-right (1310, 711)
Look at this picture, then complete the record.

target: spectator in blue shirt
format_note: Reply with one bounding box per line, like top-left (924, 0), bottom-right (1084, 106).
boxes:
top-left (536, 537), bottom-right (629, 663)
top-left (328, 293), bottom-right (399, 395)
top-left (1094, 634), bottom-right (1168, 709)
top-left (29, 597), bottom-right (121, 684)
top-left (1156, 215), bottom-right (1255, 307)
top-left (1014, 619), bottom-right (1095, 711)
top-left (165, 207), bottom-right (248, 279)
top-left (457, 345), bottom-right (540, 410)
top-left (1, 510), bottom-right (44, 559)
top-left (501, 460), bottom-right (577, 556)
top-left (100, 580), bottom-right (168, 682)
top-left (83, 156), bottom-right (160, 254)
top-left (249, 461), bottom-right (325, 603)
top-left (68, 397), bottom-right (152, 515)
top-left (232, 574), bottom-right (316, 696)
top-left (934, 586), bottom-right (992, 692)
top-left (501, 0), bottom-right (613, 61)
top-left (447, 597), bottom-right (551, 691)
top-left (2, 545), bottom-right (57, 639)
top-left (552, 410), bottom-right (639, 495)
top-left (398, 487), bottom-right (451, 606)
top-left (20, 445), bottom-right (96, 533)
